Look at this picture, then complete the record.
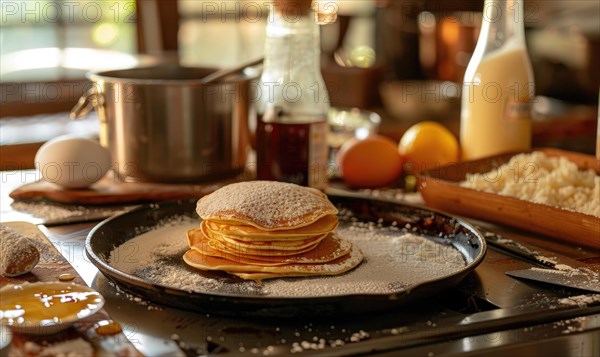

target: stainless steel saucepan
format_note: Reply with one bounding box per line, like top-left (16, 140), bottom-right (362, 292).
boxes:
top-left (71, 64), bottom-right (254, 183)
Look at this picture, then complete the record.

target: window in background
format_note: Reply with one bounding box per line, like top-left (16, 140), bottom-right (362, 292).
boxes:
top-left (178, 0), bottom-right (266, 67)
top-left (1, 0), bottom-right (137, 82)
top-left (0, 0), bottom-right (377, 119)
top-left (1, 1), bottom-right (377, 96)
top-left (0, 0), bottom-right (138, 168)
top-left (177, 0), bottom-right (376, 67)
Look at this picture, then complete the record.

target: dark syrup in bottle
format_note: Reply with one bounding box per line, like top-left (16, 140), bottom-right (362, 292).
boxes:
top-left (256, 112), bottom-right (328, 188)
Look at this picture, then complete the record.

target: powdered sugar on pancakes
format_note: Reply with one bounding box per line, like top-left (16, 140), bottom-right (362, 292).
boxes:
top-left (195, 181), bottom-right (338, 230)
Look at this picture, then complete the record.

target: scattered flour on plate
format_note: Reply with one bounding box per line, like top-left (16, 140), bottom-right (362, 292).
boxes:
top-left (107, 216), bottom-right (467, 298)
top-left (358, 189), bottom-right (425, 206)
top-left (107, 215), bottom-right (225, 293)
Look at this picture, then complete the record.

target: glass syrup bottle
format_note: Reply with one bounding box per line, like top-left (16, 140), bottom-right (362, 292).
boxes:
top-left (460, 0), bottom-right (535, 160)
top-left (255, 0), bottom-right (330, 189)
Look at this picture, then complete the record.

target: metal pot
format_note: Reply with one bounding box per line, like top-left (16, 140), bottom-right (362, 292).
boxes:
top-left (71, 65), bottom-right (252, 183)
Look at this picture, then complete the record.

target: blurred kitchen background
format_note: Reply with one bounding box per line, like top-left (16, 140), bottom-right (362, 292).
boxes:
top-left (1, 0), bottom-right (599, 169)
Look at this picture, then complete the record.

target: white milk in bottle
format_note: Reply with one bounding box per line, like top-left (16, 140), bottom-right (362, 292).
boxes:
top-left (460, 0), bottom-right (534, 160)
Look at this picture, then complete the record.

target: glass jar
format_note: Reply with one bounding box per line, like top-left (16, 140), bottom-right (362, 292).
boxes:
top-left (255, 0), bottom-right (330, 189)
top-left (460, 0), bottom-right (535, 160)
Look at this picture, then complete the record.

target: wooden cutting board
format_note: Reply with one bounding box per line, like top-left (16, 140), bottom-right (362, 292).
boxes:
top-left (9, 172), bottom-right (241, 204)
top-left (1, 222), bottom-right (143, 356)
top-left (0, 222), bottom-right (87, 287)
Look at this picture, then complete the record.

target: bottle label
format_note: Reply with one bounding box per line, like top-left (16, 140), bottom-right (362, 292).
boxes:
top-left (504, 100), bottom-right (532, 122)
top-left (308, 120), bottom-right (329, 189)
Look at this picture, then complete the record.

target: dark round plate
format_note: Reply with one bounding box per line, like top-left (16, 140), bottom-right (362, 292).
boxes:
top-left (86, 194), bottom-right (486, 317)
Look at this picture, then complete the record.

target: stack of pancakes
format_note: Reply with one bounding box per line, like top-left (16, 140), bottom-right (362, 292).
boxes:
top-left (183, 181), bottom-right (363, 281)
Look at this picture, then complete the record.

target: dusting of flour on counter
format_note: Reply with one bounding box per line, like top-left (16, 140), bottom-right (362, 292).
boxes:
top-left (107, 216), bottom-right (467, 298)
top-left (558, 294), bottom-right (600, 307)
top-left (11, 201), bottom-right (132, 221)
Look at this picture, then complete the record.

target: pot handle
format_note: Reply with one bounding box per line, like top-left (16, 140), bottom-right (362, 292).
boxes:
top-left (70, 87), bottom-right (100, 120)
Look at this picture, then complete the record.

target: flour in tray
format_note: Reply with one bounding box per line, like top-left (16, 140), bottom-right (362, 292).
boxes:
top-left (107, 215), bottom-right (467, 297)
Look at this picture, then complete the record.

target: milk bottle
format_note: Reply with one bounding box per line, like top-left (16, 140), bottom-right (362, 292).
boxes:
top-left (460, 0), bottom-right (534, 160)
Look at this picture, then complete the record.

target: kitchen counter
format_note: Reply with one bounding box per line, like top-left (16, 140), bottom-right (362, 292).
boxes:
top-left (1, 170), bottom-right (599, 356)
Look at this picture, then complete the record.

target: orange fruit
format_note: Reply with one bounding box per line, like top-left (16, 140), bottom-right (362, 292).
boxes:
top-left (336, 134), bottom-right (404, 188)
top-left (398, 121), bottom-right (459, 173)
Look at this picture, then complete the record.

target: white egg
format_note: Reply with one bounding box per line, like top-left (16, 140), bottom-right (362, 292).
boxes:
top-left (35, 135), bottom-right (112, 189)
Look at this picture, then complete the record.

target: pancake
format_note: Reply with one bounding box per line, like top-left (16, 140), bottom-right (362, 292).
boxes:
top-left (227, 272), bottom-right (307, 280)
top-left (189, 228), bottom-right (315, 255)
top-left (182, 246), bottom-right (363, 280)
top-left (209, 239), bottom-right (321, 257)
top-left (185, 180), bottom-right (364, 281)
top-left (205, 227), bottom-right (327, 250)
top-left (205, 214), bottom-right (339, 241)
top-left (189, 232), bottom-right (352, 266)
top-left (195, 181), bottom-right (338, 230)
top-left (217, 234), bottom-right (327, 250)
top-left (201, 222), bottom-right (326, 248)
top-left (188, 228), bottom-right (322, 257)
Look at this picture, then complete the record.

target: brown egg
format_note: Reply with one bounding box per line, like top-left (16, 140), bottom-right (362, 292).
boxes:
top-left (336, 135), bottom-right (404, 188)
